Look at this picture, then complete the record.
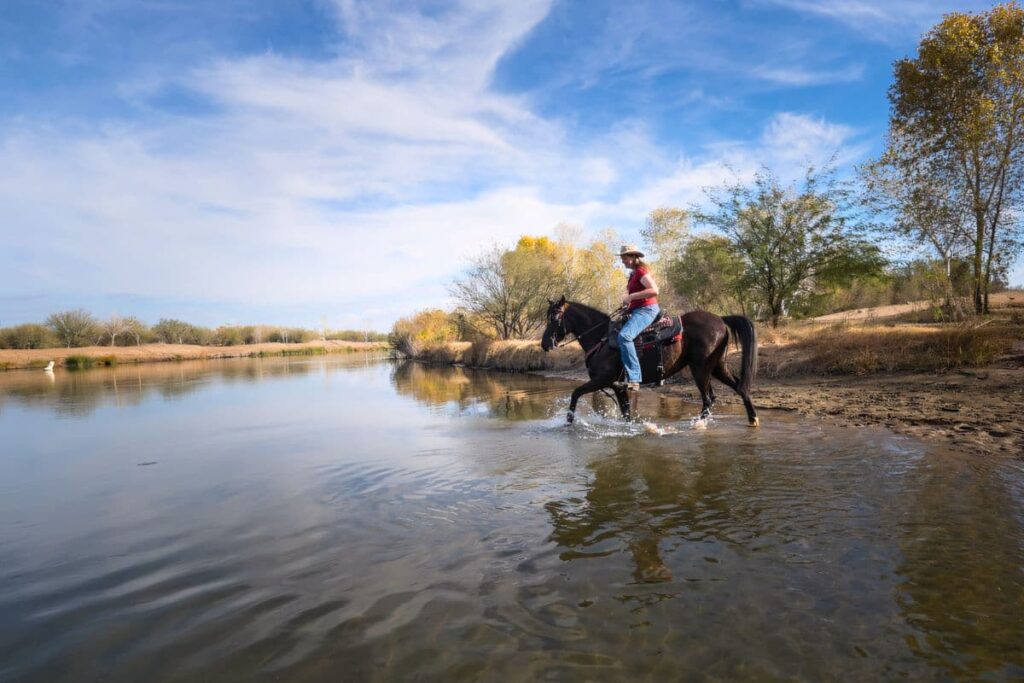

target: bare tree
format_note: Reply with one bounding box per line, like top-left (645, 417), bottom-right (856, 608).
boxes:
top-left (103, 315), bottom-right (131, 346)
top-left (46, 309), bottom-right (99, 348)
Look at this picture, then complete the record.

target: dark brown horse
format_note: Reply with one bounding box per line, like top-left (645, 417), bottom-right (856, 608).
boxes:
top-left (540, 297), bottom-right (759, 427)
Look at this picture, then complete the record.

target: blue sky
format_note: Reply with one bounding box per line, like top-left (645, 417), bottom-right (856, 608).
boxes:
top-left (0, 0), bottom-right (1015, 330)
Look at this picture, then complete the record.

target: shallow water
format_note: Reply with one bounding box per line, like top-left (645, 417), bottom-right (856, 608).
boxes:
top-left (1, 356), bottom-right (1022, 681)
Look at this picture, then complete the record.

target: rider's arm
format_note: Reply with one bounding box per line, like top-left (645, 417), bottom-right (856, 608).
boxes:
top-left (626, 273), bottom-right (659, 301)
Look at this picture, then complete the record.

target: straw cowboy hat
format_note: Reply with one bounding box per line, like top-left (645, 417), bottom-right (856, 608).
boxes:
top-left (619, 245), bottom-right (645, 258)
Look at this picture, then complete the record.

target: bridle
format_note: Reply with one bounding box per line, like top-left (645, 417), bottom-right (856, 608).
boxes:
top-left (549, 303), bottom-right (626, 352)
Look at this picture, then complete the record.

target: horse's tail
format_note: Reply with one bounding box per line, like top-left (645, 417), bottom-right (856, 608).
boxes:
top-left (722, 315), bottom-right (757, 393)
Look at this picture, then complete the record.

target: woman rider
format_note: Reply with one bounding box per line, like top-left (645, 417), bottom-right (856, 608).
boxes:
top-left (614, 245), bottom-right (660, 391)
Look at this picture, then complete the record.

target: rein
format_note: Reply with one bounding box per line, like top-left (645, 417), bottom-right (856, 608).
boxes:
top-left (551, 304), bottom-right (626, 364)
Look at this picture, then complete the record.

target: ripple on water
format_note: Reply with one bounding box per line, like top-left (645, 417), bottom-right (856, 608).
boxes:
top-left (2, 359), bottom-right (1024, 681)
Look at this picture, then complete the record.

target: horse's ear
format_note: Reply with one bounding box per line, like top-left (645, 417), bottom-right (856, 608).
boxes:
top-left (558, 295), bottom-right (566, 304)
top-left (547, 298), bottom-right (554, 305)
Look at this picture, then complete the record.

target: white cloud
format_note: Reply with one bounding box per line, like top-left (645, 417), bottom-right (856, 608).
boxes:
top-left (761, 112), bottom-right (861, 168)
top-left (0, 2), bottom-right (882, 328)
top-left (752, 63), bottom-right (864, 86)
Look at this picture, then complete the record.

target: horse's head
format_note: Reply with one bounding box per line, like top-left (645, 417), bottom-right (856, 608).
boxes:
top-left (541, 296), bottom-right (569, 352)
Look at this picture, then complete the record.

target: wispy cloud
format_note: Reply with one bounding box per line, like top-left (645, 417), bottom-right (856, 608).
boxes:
top-left (5, 1), bottom-right (1013, 327)
top-left (752, 63), bottom-right (865, 86)
top-left (758, 0), bottom-right (998, 38)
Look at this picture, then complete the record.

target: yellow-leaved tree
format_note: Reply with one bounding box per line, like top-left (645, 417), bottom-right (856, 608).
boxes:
top-left (450, 230), bottom-right (621, 339)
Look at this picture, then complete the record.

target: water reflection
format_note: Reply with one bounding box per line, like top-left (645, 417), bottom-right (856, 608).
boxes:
top-left (390, 362), bottom-right (560, 420)
top-left (893, 458), bottom-right (1024, 678)
top-left (0, 355), bottom-right (380, 419)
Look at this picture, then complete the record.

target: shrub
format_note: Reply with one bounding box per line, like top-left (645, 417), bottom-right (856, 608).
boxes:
top-left (0, 324), bottom-right (58, 349)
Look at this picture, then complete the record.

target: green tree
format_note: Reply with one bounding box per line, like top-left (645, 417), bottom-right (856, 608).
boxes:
top-left (889, 2), bottom-right (1024, 313)
top-left (666, 234), bottom-right (750, 314)
top-left (0, 324), bottom-right (58, 349)
top-left (695, 167), bottom-right (885, 326)
top-left (46, 309), bottom-right (99, 347)
top-left (640, 208), bottom-right (690, 263)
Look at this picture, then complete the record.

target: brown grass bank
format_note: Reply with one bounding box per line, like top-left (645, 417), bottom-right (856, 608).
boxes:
top-left (0, 340), bottom-right (388, 371)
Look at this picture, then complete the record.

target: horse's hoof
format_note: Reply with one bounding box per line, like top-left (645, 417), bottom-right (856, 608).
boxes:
top-left (566, 411), bottom-right (575, 424)
top-left (749, 417), bottom-right (760, 428)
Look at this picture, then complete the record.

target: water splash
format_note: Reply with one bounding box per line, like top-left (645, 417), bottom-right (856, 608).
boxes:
top-left (689, 414), bottom-right (715, 431)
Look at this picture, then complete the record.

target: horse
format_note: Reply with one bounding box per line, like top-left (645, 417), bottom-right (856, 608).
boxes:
top-left (540, 297), bottom-right (759, 427)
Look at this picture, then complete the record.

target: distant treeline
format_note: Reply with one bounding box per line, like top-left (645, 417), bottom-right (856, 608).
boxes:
top-left (0, 310), bottom-right (388, 350)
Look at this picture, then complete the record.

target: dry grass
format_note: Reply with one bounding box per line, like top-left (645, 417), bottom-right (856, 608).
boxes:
top-left (759, 319), bottom-right (1022, 377)
top-left (412, 339), bottom-right (583, 372)
top-left (0, 340), bottom-right (388, 371)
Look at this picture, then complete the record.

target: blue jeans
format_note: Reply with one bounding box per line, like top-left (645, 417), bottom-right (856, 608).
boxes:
top-left (618, 304), bottom-right (659, 383)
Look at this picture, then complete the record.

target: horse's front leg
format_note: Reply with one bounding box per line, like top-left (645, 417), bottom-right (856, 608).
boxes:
top-left (568, 377), bottom-right (612, 423)
top-left (610, 387), bottom-right (626, 419)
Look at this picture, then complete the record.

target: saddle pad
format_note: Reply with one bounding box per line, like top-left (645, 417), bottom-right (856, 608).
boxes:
top-left (608, 314), bottom-right (683, 349)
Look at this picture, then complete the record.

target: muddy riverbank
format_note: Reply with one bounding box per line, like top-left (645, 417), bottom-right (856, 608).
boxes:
top-left (645, 366), bottom-right (1024, 458)
top-left (406, 322), bottom-right (1024, 458)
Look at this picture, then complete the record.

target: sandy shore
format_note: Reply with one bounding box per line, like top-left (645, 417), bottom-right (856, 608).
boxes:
top-left (0, 340), bottom-right (388, 370)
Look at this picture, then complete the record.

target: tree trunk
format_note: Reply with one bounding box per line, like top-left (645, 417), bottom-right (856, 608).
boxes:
top-left (973, 210), bottom-right (985, 314)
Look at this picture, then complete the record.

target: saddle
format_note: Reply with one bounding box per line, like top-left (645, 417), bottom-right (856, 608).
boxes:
top-left (606, 312), bottom-right (684, 386)
top-left (607, 311), bottom-right (683, 350)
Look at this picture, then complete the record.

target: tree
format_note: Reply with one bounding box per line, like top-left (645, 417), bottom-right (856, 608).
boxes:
top-left (640, 208), bottom-right (690, 263)
top-left (154, 319), bottom-right (189, 344)
top-left (103, 315), bottom-right (131, 347)
top-left (451, 235), bottom-right (621, 339)
top-left (390, 309), bottom-right (458, 355)
top-left (46, 309), bottom-right (99, 348)
top-left (0, 324), bottom-right (57, 349)
top-left (123, 316), bottom-right (148, 346)
top-left (666, 234), bottom-right (750, 315)
top-left (694, 167), bottom-right (885, 326)
top-left (860, 127), bottom-right (973, 309)
top-left (889, 3), bottom-right (1024, 313)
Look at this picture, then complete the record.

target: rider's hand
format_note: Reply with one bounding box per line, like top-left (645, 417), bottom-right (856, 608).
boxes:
top-left (621, 295), bottom-right (631, 307)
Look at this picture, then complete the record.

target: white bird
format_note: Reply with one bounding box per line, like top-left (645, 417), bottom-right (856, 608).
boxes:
top-left (44, 360), bottom-right (55, 372)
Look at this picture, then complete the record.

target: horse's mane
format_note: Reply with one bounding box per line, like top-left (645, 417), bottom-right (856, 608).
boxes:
top-left (568, 301), bottom-right (610, 322)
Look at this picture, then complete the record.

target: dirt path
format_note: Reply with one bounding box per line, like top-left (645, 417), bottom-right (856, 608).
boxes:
top-left (812, 290), bottom-right (1021, 321)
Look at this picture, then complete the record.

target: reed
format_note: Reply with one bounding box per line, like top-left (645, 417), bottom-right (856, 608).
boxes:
top-left (64, 355), bottom-right (93, 369)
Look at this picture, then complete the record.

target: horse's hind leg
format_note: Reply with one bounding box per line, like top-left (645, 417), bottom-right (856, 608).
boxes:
top-left (690, 360), bottom-right (714, 419)
top-left (711, 362), bottom-right (759, 427)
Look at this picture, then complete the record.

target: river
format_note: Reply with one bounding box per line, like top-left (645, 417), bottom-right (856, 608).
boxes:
top-left (1, 355), bottom-right (1022, 681)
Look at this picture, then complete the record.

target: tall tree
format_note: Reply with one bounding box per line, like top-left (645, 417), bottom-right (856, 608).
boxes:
top-left (694, 167), bottom-right (884, 326)
top-left (640, 208), bottom-right (690, 263)
top-left (889, 2), bottom-right (1024, 313)
top-left (860, 127), bottom-right (972, 308)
